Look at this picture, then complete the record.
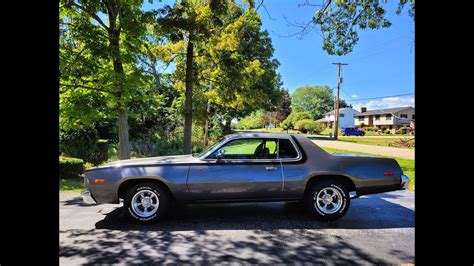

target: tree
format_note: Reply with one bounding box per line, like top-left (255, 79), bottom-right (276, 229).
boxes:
top-left (287, 0), bottom-right (414, 55)
top-left (276, 89), bottom-right (292, 123)
top-left (237, 110), bottom-right (265, 129)
top-left (156, 1), bottom-right (283, 143)
top-left (338, 98), bottom-right (352, 108)
top-left (60, 0), bottom-right (157, 159)
top-left (156, 0), bottom-right (228, 154)
top-left (291, 86), bottom-right (333, 120)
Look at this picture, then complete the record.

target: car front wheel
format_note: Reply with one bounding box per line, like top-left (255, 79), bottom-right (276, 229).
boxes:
top-left (124, 182), bottom-right (171, 223)
top-left (305, 180), bottom-right (350, 221)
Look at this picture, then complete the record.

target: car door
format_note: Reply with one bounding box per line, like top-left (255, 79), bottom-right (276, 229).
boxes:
top-left (187, 138), bottom-right (283, 201)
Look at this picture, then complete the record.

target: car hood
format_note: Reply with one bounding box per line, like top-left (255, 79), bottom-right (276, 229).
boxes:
top-left (100, 154), bottom-right (196, 168)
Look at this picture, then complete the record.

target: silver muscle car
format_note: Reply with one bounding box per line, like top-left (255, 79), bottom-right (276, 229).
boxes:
top-left (82, 133), bottom-right (410, 222)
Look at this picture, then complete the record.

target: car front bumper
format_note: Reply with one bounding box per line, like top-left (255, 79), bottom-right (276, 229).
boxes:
top-left (400, 175), bottom-right (410, 189)
top-left (81, 189), bottom-right (97, 204)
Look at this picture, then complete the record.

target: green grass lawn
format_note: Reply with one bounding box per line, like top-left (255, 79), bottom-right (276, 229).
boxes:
top-left (239, 127), bottom-right (412, 137)
top-left (338, 136), bottom-right (413, 149)
top-left (321, 147), bottom-right (415, 190)
top-left (60, 177), bottom-right (84, 192)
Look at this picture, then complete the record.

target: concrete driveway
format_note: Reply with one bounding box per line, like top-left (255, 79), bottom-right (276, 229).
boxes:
top-left (60, 190), bottom-right (414, 264)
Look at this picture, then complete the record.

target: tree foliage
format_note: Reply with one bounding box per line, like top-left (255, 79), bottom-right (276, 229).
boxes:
top-left (276, 89), bottom-right (292, 123)
top-left (291, 86), bottom-right (333, 120)
top-left (281, 111), bottom-right (312, 129)
top-left (237, 110), bottom-right (265, 129)
top-left (60, 0), bottom-right (285, 159)
top-left (313, 0), bottom-right (415, 55)
top-left (289, 0), bottom-right (415, 55)
top-left (294, 119), bottom-right (325, 134)
top-left (60, 0), bottom-right (159, 159)
top-left (156, 1), bottom-right (283, 145)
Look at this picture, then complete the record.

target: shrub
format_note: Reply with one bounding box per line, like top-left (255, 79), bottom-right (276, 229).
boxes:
top-left (281, 111), bottom-right (312, 129)
top-left (84, 162), bottom-right (95, 169)
top-left (60, 126), bottom-right (99, 163)
top-left (396, 127), bottom-right (412, 135)
top-left (365, 127), bottom-right (376, 132)
top-left (294, 119), bottom-right (324, 134)
top-left (237, 110), bottom-right (265, 129)
top-left (59, 156), bottom-right (85, 179)
top-left (355, 122), bottom-right (365, 129)
top-left (90, 139), bottom-right (108, 165)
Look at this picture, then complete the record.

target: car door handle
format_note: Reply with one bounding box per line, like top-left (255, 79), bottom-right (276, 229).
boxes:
top-left (266, 166), bottom-right (278, 171)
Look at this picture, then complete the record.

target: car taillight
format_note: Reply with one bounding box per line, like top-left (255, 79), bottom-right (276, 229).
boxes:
top-left (384, 172), bottom-right (394, 176)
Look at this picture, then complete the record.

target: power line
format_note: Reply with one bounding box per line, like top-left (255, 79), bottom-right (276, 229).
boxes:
top-left (346, 93), bottom-right (414, 102)
top-left (341, 87), bottom-right (354, 99)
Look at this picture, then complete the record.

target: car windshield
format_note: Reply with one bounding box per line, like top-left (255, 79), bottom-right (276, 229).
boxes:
top-left (193, 137), bottom-right (227, 158)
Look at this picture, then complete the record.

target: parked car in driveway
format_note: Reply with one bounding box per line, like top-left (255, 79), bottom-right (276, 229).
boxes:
top-left (82, 133), bottom-right (409, 223)
top-left (341, 128), bottom-right (365, 136)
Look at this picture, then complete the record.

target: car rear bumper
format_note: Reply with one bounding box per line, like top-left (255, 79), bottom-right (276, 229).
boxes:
top-left (400, 175), bottom-right (410, 190)
top-left (81, 189), bottom-right (97, 204)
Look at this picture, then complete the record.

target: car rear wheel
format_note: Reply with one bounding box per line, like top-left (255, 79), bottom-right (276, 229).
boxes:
top-left (305, 180), bottom-right (350, 221)
top-left (124, 182), bottom-right (171, 223)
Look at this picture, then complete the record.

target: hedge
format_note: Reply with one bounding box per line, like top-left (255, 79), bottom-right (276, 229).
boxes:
top-left (281, 111), bottom-right (312, 129)
top-left (90, 139), bottom-right (108, 165)
top-left (59, 156), bottom-right (85, 179)
top-left (60, 127), bottom-right (98, 163)
top-left (294, 119), bottom-right (324, 134)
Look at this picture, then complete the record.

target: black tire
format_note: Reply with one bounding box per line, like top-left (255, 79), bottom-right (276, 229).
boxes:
top-left (124, 182), bottom-right (171, 223)
top-left (304, 179), bottom-right (350, 221)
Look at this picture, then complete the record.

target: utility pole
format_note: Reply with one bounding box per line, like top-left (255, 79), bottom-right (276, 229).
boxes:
top-left (332, 62), bottom-right (348, 140)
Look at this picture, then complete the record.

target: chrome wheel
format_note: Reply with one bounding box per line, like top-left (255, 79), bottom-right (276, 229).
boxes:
top-left (131, 189), bottom-right (160, 218)
top-left (314, 187), bottom-right (343, 214)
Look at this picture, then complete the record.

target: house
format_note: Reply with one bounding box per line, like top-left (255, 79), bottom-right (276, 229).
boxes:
top-left (316, 108), bottom-right (360, 129)
top-left (353, 106), bottom-right (415, 131)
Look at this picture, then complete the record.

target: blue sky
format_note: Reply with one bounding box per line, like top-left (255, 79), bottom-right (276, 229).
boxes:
top-left (145, 0), bottom-right (414, 111)
top-left (256, 1), bottom-right (414, 110)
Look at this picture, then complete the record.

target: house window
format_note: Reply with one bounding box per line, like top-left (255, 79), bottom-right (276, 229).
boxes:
top-left (386, 114), bottom-right (392, 120)
top-left (400, 114), bottom-right (408, 119)
top-left (358, 116), bottom-right (364, 121)
top-left (375, 115), bottom-right (380, 120)
top-left (339, 113), bottom-right (344, 118)
top-left (412, 114), bottom-right (415, 120)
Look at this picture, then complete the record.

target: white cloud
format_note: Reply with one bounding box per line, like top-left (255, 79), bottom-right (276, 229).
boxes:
top-left (353, 96), bottom-right (414, 111)
top-left (350, 94), bottom-right (359, 99)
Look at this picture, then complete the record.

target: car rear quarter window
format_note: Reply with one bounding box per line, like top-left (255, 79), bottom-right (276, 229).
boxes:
top-left (279, 139), bottom-right (298, 159)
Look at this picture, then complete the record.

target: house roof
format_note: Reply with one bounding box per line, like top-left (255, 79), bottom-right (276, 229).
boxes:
top-left (354, 106), bottom-right (414, 117)
top-left (324, 108), bottom-right (359, 115)
top-left (316, 118), bottom-right (331, 122)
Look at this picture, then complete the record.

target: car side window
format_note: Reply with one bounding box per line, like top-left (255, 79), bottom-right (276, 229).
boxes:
top-left (278, 139), bottom-right (298, 159)
top-left (208, 138), bottom-right (278, 160)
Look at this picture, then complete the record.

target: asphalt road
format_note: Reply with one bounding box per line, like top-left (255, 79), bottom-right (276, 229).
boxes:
top-left (60, 190), bottom-right (414, 264)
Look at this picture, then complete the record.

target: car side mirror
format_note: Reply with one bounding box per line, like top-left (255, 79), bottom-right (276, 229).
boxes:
top-left (215, 149), bottom-right (225, 163)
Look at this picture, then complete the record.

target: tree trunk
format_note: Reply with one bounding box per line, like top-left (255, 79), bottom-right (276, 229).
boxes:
top-left (183, 38), bottom-right (194, 154)
top-left (204, 103), bottom-right (211, 146)
top-left (203, 81), bottom-right (213, 146)
top-left (109, 29), bottom-right (131, 159)
top-left (118, 107), bottom-right (131, 159)
top-left (224, 117), bottom-right (232, 134)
